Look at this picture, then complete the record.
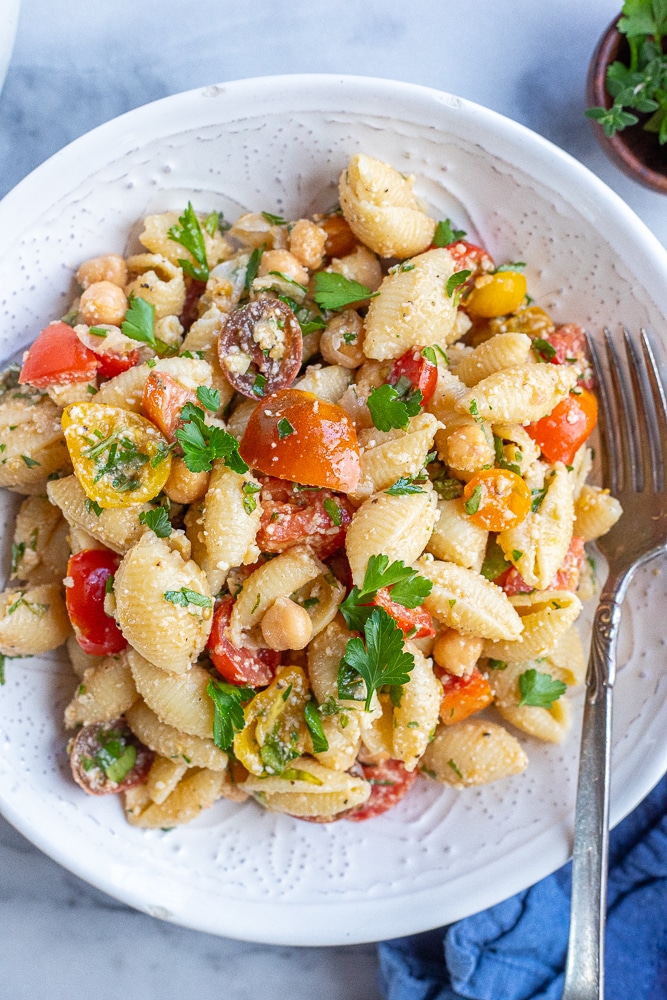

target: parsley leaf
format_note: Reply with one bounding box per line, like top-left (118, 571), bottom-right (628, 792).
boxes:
top-left (176, 402), bottom-right (248, 474)
top-left (167, 202), bottom-right (210, 281)
top-left (445, 269), bottom-right (472, 298)
top-left (207, 679), bottom-right (253, 751)
top-left (304, 701), bottom-right (329, 753)
top-left (196, 386), bottom-right (221, 412)
top-left (518, 668), bottom-right (567, 708)
top-left (433, 219), bottom-right (467, 246)
top-left (464, 484), bottom-right (483, 515)
top-left (480, 537), bottom-right (511, 581)
top-left (277, 417), bottom-right (295, 439)
top-left (261, 211), bottom-right (286, 225)
top-left (532, 337), bottom-right (557, 362)
top-left (531, 485), bottom-right (548, 512)
top-left (121, 295), bottom-right (158, 351)
top-left (242, 480), bottom-right (261, 514)
top-left (339, 554), bottom-right (432, 632)
top-left (367, 381), bottom-right (423, 432)
top-left (323, 496), bottom-right (343, 526)
top-left (340, 608), bottom-right (415, 711)
top-left (139, 507), bottom-right (172, 537)
top-left (245, 246), bottom-right (264, 292)
top-left (313, 272), bottom-right (376, 311)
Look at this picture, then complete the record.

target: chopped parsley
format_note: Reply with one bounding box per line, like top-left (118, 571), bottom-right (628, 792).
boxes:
top-left (242, 480), bottom-right (261, 515)
top-left (339, 607), bottom-right (415, 712)
top-left (252, 373), bottom-right (268, 398)
top-left (518, 668), bottom-right (567, 709)
top-left (277, 417), bottom-right (295, 439)
top-left (323, 497), bottom-right (343, 526)
top-left (21, 455), bottom-right (40, 469)
top-left (486, 658), bottom-right (507, 670)
top-left (313, 272), bottom-right (376, 311)
top-left (432, 219), bottom-right (466, 246)
top-left (207, 679), bottom-right (253, 751)
top-left (464, 484), bottom-right (483, 515)
top-left (304, 701), bottom-right (329, 753)
top-left (261, 211), bottom-right (286, 225)
top-left (196, 386), bottom-right (221, 412)
top-left (493, 434), bottom-right (521, 476)
top-left (367, 377), bottom-right (423, 432)
top-left (121, 295), bottom-right (160, 352)
top-left (432, 472), bottom-right (464, 500)
top-left (91, 727), bottom-right (137, 784)
top-left (421, 345), bottom-right (448, 366)
top-left (84, 497), bottom-right (104, 517)
top-left (531, 485), bottom-right (548, 512)
top-left (532, 337), bottom-right (557, 363)
top-left (167, 202), bottom-right (210, 282)
top-left (445, 269), bottom-right (472, 301)
top-left (163, 587), bottom-right (212, 610)
top-left (494, 261), bottom-right (526, 273)
top-left (176, 402), bottom-right (248, 474)
top-left (448, 758), bottom-right (463, 780)
top-left (139, 507), bottom-right (172, 537)
top-left (245, 245), bottom-right (264, 292)
top-left (480, 537), bottom-right (511, 581)
top-left (385, 476), bottom-right (426, 496)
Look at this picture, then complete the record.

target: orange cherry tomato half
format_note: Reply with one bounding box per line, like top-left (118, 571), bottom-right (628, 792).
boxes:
top-left (462, 468), bottom-right (531, 532)
top-left (65, 549), bottom-right (127, 656)
top-left (439, 668), bottom-right (494, 726)
top-left (142, 371), bottom-right (197, 442)
top-left (372, 587), bottom-right (436, 639)
top-left (388, 347), bottom-right (438, 408)
top-left (240, 388), bottom-right (361, 493)
top-left (19, 322), bottom-right (101, 388)
top-left (525, 389), bottom-right (598, 466)
top-left (346, 758), bottom-right (418, 822)
top-left (207, 595), bottom-right (280, 687)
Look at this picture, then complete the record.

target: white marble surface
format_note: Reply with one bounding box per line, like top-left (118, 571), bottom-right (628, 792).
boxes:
top-left (0, 0), bottom-right (664, 996)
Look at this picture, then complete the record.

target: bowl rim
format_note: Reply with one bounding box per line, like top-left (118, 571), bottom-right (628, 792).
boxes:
top-left (2, 73), bottom-right (667, 945)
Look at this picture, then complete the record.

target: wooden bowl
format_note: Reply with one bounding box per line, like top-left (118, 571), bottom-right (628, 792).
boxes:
top-left (587, 17), bottom-right (667, 193)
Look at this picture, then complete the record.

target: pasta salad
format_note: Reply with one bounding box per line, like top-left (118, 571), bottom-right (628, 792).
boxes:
top-left (0, 153), bottom-right (622, 826)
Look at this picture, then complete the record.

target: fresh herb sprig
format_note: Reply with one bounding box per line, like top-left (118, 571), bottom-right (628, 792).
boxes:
top-left (367, 377), bottom-right (423, 432)
top-left (313, 272), bottom-right (377, 311)
top-left (176, 402), bottom-right (248, 474)
top-left (339, 608), bottom-right (416, 712)
top-left (339, 554), bottom-right (432, 633)
top-left (586, 0), bottom-right (667, 144)
top-left (208, 680), bottom-right (253, 751)
top-left (168, 202), bottom-right (210, 281)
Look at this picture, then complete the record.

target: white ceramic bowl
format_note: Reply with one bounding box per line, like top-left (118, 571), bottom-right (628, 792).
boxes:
top-left (1, 75), bottom-right (667, 947)
top-left (0, 0), bottom-right (20, 94)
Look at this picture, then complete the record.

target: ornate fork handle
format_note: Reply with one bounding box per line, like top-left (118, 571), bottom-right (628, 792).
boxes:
top-left (561, 588), bottom-right (625, 1000)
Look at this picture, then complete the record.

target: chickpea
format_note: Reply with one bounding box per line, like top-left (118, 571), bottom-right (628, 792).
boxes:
top-left (433, 629), bottom-right (483, 677)
top-left (329, 245), bottom-right (382, 293)
top-left (320, 310), bottom-right (366, 369)
top-left (76, 253), bottom-right (128, 290)
top-left (79, 281), bottom-right (128, 327)
top-left (261, 597), bottom-right (313, 651)
top-left (445, 423), bottom-right (494, 475)
top-left (163, 458), bottom-right (209, 505)
top-left (288, 219), bottom-right (327, 270)
top-left (257, 249), bottom-right (309, 287)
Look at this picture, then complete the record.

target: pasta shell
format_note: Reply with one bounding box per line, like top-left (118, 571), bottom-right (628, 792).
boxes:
top-left (417, 556), bottom-right (524, 641)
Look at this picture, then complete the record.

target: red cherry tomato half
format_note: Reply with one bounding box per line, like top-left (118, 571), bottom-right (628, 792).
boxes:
top-left (95, 348), bottom-right (140, 380)
top-left (218, 297), bottom-right (303, 399)
top-left (346, 759), bottom-right (418, 822)
top-left (66, 550), bottom-right (127, 656)
top-left (541, 324), bottom-right (594, 389)
top-left (256, 477), bottom-right (353, 559)
top-left (240, 388), bottom-right (361, 493)
top-left (444, 240), bottom-right (495, 278)
top-left (372, 588), bottom-right (436, 639)
top-left (207, 595), bottom-right (280, 687)
top-left (388, 347), bottom-right (438, 408)
top-left (142, 370), bottom-right (197, 442)
top-left (526, 389), bottom-right (598, 466)
top-left (19, 322), bottom-right (100, 388)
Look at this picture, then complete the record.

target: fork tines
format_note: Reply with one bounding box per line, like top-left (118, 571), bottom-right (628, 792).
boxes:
top-left (587, 328), bottom-right (667, 495)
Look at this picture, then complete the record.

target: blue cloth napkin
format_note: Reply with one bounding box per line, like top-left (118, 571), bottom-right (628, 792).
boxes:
top-left (378, 773), bottom-right (667, 1000)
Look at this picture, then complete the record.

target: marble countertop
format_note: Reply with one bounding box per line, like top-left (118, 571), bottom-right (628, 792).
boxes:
top-left (1, 1), bottom-right (664, 997)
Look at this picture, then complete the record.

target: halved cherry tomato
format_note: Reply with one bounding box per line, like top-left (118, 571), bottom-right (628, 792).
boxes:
top-left (526, 389), bottom-right (598, 466)
top-left (62, 402), bottom-right (172, 508)
top-left (180, 276), bottom-right (206, 332)
top-left (69, 719), bottom-right (153, 795)
top-left (540, 324), bottom-right (594, 389)
top-left (256, 477), bottom-right (353, 559)
top-left (207, 595), bottom-right (280, 687)
top-left (66, 549), bottom-right (127, 656)
top-left (443, 240), bottom-right (495, 278)
top-left (95, 349), bottom-right (140, 380)
top-left (388, 347), bottom-right (438, 407)
top-left (439, 667), bottom-right (493, 725)
top-left (463, 468), bottom-right (531, 532)
top-left (319, 214), bottom-right (357, 258)
top-left (372, 587), bottom-right (436, 639)
top-left (142, 371), bottom-right (197, 441)
top-left (464, 271), bottom-right (527, 319)
top-left (218, 297), bottom-right (303, 399)
top-left (19, 322), bottom-right (100, 387)
top-left (346, 758), bottom-right (418, 822)
top-left (240, 388), bottom-right (361, 493)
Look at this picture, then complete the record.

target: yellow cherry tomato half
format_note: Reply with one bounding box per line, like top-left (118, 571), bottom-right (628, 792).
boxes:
top-left (464, 270), bottom-right (527, 319)
top-left (462, 468), bottom-right (531, 532)
top-left (62, 402), bottom-right (172, 508)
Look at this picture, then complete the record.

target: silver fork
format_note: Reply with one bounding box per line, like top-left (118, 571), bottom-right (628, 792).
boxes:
top-left (561, 328), bottom-right (667, 1000)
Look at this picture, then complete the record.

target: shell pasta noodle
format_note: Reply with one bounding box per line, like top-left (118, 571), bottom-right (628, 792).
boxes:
top-left (0, 152), bottom-right (622, 827)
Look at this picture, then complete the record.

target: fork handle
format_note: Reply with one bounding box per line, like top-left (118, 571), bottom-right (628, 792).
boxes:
top-left (561, 593), bottom-right (622, 1000)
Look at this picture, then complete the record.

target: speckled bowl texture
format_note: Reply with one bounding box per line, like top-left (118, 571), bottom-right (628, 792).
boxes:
top-left (1, 76), bottom-right (667, 946)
